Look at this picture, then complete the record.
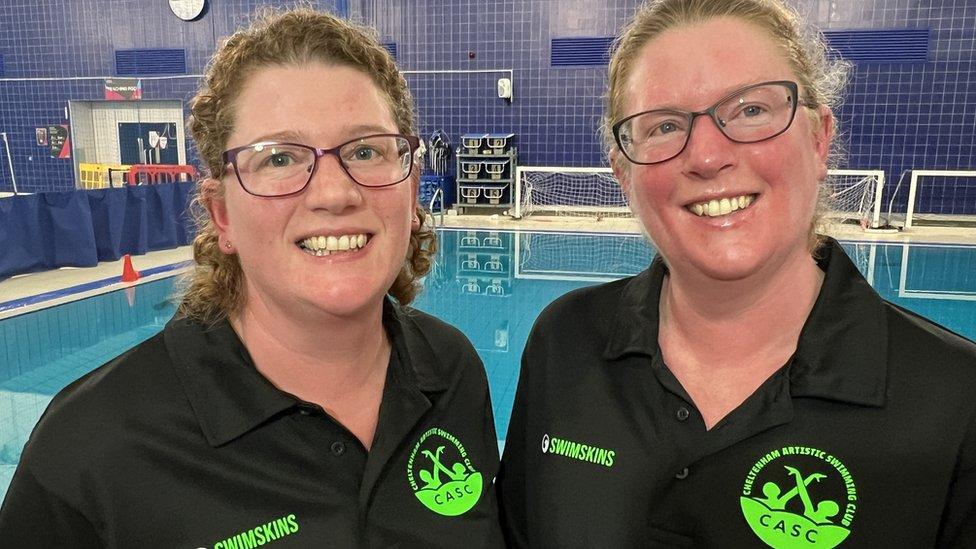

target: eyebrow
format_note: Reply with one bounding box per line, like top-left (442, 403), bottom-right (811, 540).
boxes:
top-left (247, 124), bottom-right (399, 146)
top-left (249, 130), bottom-right (303, 143)
top-left (343, 124), bottom-right (398, 137)
top-left (645, 80), bottom-right (765, 112)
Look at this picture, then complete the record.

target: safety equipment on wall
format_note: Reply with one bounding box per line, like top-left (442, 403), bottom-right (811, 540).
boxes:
top-left (497, 77), bottom-right (513, 100)
top-left (427, 130), bottom-right (451, 176)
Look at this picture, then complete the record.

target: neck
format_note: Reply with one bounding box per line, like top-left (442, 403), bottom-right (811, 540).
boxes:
top-left (660, 246), bottom-right (824, 366)
top-left (231, 288), bottom-right (390, 404)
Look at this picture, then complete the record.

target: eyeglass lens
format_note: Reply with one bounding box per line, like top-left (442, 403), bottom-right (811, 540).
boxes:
top-left (233, 135), bottom-right (413, 196)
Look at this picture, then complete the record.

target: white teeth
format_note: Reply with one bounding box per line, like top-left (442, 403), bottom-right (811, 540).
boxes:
top-left (299, 233), bottom-right (369, 255)
top-left (719, 198), bottom-right (731, 215)
top-left (690, 195), bottom-right (755, 218)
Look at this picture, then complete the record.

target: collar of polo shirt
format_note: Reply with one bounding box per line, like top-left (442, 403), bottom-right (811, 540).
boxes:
top-left (601, 237), bottom-right (888, 408)
top-left (165, 297), bottom-right (450, 448)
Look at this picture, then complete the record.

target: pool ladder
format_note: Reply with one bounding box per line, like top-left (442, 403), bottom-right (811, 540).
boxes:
top-left (428, 187), bottom-right (445, 227)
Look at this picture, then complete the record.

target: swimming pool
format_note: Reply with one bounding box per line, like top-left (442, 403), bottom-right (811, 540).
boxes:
top-left (2, 229), bottom-right (975, 501)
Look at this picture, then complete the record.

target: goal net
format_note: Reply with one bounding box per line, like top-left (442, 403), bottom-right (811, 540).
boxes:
top-left (823, 169), bottom-right (884, 229)
top-left (904, 170), bottom-right (976, 230)
top-left (514, 166), bottom-right (885, 229)
top-left (513, 167), bottom-right (625, 219)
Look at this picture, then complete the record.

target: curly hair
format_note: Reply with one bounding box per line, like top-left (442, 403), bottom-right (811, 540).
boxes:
top-left (178, 5), bottom-right (436, 323)
top-left (603, 0), bottom-right (851, 251)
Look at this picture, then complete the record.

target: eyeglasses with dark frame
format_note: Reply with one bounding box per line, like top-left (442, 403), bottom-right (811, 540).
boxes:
top-left (222, 133), bottom-right (423, 198)
top-left (612, 81), bottom-right (815, 166)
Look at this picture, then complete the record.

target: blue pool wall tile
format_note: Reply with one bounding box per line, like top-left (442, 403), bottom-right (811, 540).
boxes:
top-left (0, 282), bottom-right (177, 385)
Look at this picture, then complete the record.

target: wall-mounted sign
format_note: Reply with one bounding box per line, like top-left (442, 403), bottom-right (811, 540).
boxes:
top-left (35, 127), bottom-right (48, 146)
top-left (105, 78), bottom-right (142, 100)
top-left (49, 125), bottom-right (70, 158)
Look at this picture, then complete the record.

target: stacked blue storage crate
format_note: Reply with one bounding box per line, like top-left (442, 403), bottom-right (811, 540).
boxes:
top-left (455, 133), bottom-right (517, 213)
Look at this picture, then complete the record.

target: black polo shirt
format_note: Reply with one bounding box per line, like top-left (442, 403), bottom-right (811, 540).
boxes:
top-left (0, 300), bottom-right (504, 548)
top-left (498, 237), bottom-right (976, 548)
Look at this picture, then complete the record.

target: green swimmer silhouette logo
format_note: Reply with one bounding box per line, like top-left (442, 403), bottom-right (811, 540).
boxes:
top-left (740, 446), bottom-right (858, 548)
top-left (407, 427), bottom-right (483, 516)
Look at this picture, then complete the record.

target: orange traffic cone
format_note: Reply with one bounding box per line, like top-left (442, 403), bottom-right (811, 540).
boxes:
top-left (121, 254), bottom-right (141, 282)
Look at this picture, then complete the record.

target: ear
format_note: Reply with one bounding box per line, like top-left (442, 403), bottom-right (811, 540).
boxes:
top-left (410, 173), bottom-right (420, 203)
top-left (610, 148), bottom-right (632, 198)
top-left (203, 177), bottom-right (231, 234)
top-left (410, 175), bottom-right (422, 229)
top-left (813, 105), bottom-right (834, 181)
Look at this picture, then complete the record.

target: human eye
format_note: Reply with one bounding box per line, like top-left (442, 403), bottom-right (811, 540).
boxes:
top-left (721, 91), bottom-right (778, 127)
top-left (343, 144), bottom-right (381, 163)
top-left (734, 103), bottom-right (770, 119)
top-left (263, 151), bottom-right (297, 168)
top-left (242, 144), bottom-right (306, 173)
top-left (640, 115), bottom-right (686, 141)
top-left (343, 137), bottom-right (398, 163)
top-left (651, 120), bottom-right (683, 136)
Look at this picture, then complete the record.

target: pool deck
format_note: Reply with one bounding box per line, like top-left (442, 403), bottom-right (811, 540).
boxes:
top-left (2, 214), bottom-right (974, 319)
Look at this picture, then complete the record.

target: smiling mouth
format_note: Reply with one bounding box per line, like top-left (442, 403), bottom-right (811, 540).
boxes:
top-left (687, 194), bottom-right (758, 218)
top-left (297, 233), bottom-right (371, 257)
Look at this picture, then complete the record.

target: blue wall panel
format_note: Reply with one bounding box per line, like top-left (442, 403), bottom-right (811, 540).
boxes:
top-left (823, 28), bottom-right (930, 63)
top-left (0, 0), bottom-right (974, 215)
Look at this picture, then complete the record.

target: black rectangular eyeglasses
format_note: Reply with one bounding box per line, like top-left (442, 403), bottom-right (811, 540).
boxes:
top-left (612, 81), bottom-right (814, 165)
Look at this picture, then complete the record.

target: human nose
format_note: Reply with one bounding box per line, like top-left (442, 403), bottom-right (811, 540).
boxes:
top-left (680, 112), bottom-right (736, 179)
top-left (302, 151), bottom-right (363, 212)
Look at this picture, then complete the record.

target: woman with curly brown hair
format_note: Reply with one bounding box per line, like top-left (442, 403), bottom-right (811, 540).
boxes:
top-left (0, 7), bottom-right (503, 547)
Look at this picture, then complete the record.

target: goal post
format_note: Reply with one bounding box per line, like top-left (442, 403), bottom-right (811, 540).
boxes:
top-left (513, 166), bottom-right (623, 219)
top-left (903, 170), bottom-right (976, 230)
top-left (823, 169), bottom-right (885, 229)
top-left (514, 165), bottom-right (886, 229)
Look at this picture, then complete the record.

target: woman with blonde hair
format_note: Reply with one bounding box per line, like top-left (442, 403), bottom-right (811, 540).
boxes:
top-left (1, 8), bottom-right (504, 547)
top-left (498, 0), bottom-right (976, 547)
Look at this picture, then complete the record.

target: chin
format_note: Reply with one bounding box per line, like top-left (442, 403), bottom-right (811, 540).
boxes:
top-left (307, 295), bottom-right (377, 319)
top-left (305, 279), bottom-right (388, 315)
top-left (682, 248), bottom-right (770, 282)
top-left (696, 264), bottom-right (762, 282)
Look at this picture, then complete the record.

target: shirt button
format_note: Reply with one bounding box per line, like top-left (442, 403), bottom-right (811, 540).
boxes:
top-left (330, 441), bottom-right (346, 456)
top-left (676, 407), bottom-right (690, 421)
top-left (298, 408), bottom-right (311, 416)
top-left (675, 467), bottom-right (689, 480)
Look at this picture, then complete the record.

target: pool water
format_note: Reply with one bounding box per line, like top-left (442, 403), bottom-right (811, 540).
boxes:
top-left (2, 229), bottom-right (975, 501)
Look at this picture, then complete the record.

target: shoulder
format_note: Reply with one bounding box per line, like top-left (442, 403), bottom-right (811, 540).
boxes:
top-left (884, 301), bottom-right (976, 386)
top-left (397, 305), bottom-right (478, 360)
top-left (881, 301), bottom-right (976, 428)
top-left (393, 304), bottom-right (487, 388)
top-left (398, 305), bottom-right (473, 347)
top-left (34, 330), bottom-right (178, 434)
top-left (532, 274), bottom-right (636, 338)
top-left (19, 331), bottom-right (185, 484)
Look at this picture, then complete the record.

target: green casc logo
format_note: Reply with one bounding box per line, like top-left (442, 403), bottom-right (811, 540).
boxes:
top-left (740, 446), bottom-right (858, 548)
top-left (407, 427), bottom-right (483, 516)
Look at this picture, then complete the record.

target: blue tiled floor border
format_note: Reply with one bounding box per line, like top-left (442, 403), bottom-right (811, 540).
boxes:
top-left (0, 261), bottom-right (191, 314)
